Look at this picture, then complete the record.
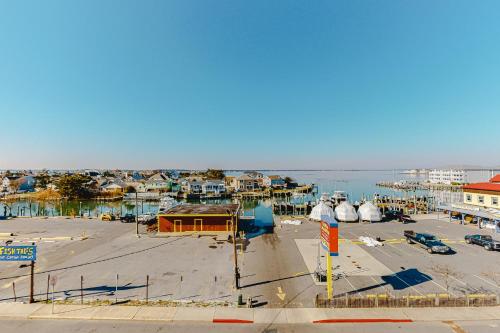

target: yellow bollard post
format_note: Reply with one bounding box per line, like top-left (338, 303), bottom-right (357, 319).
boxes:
top-left (327, 254), bottom-right (333, 300)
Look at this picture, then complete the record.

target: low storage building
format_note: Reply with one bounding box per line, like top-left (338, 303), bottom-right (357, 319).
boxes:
top-left (158, 204), bottom-right (239, 234)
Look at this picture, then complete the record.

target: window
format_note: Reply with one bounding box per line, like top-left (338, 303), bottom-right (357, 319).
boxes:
top-left (466, 194), bottom-right (472, 202)
top-left (492, 197), bottom-right (499, 206)
top-left (478, 196), bottom-right (484, 204)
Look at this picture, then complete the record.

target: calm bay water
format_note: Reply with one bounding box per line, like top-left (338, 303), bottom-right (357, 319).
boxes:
top-left (1, 170), bottom-right (498, 237)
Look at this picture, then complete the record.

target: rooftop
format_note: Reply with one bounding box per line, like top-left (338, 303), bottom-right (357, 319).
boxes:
top-left (490, 174), bottom-right (500, 183)
top-left (161, 204), bottom-right (239, 215)
top-left (463, 182), bottom-right (500, 192)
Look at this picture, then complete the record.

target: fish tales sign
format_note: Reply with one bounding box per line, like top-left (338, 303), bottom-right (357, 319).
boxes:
top-left (0, 245), bottom-right (37, 261)
top-left (320, 215), bottom-right (339, 300)
top-left (320, 215), bottom-right (339, 256)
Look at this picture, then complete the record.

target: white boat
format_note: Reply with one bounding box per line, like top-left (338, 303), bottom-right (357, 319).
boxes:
top-left (335, 201), bottom-right (359, 222)
top-left (331, 191), bottom-right (348, 205)
top-left (357, 202), bottom-right (382, 222)
top-left (309, 201), bottom-right (335, 221)
top-left (319, 193), bottom-right (330, 202)
top-left (158, 197), bottom-right (181, 213)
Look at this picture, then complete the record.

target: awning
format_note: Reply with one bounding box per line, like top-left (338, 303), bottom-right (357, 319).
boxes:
top-left (436, 204), bottom-right (500, 220)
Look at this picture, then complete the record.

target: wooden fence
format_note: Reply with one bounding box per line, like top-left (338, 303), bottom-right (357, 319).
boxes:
top-left (316, 293), bottom-right (499, 308)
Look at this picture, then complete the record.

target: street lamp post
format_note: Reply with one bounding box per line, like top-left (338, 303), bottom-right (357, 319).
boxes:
top-left (79, 201), bottom-right (82, 217)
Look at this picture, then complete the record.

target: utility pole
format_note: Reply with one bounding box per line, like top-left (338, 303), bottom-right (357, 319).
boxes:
top-left (228, 207), bottom-right (240, 289)
top-left (135, 192), bottom-right (139, 236)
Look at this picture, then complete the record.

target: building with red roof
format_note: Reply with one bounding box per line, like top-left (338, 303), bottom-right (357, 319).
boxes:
top-left (490, 174), bottom-right (500, 183)
top-left (463, 174), bottom-right (500, 209)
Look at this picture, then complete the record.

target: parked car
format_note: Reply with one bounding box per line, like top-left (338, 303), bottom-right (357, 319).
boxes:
top-left (384, 210), bottom-right (412, 223)
top-left (120, 213), bottom-right (136, 223)
top-left (100, 213), bottom-right (115, 221)
top-left (465, 234), bottom-right (500, 251)
top-left (404, 230), bottom-right (451, 254)
top-left (138, 213), bottom-right (156, 224)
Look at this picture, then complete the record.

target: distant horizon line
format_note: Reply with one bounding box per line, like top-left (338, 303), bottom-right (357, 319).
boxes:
top-left (2, 168), bottom-right (500, 172)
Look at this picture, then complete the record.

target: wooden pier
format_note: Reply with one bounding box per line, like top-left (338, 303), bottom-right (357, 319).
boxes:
top-left (272, 202), bottom-right (314, 216)
top-left (232, 184), bottom-right (314, 199)
top-left (374, 195), bottom-right (432, 214)
top-left (376, 181), bottom-right (463, 192)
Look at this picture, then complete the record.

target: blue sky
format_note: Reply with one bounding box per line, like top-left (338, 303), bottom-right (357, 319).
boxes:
top-left (1, 0), bottom-right (499, 170)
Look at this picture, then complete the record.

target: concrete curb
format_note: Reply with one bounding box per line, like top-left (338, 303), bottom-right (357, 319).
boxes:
top-left (313, 318), bottom-right (413, 323)
top-left (0, 303), bottom-right (498, 324)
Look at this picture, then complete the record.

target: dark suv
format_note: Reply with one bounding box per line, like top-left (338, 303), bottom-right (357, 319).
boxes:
top-left (465, 234), bottom-right (500, 251)
top-left (384, 210), bottom-right (412, 223)
top-left (120, 213), bottom-right (136, 223)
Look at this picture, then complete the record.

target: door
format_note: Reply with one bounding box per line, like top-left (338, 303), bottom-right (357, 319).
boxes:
top-left (194, 219), bottom-right (203, 232)
top-left (173, 220), bottom-right (182, 232)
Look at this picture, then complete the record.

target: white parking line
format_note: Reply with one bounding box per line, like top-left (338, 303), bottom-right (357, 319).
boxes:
top-left (343, 276), bottom-right (362, 296)
top-left (422, 274), bottom-right (459, 297)
top-left (449, 275), bottom-right (467, 286)
top-left (368, 275), bottom-right (389, 293)
top-left (392, 275), bottom-right (424, 296)
top-left (473, 274), bottom-right (500, 290)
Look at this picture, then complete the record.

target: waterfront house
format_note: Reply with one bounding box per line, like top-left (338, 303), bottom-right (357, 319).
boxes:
top-left (132, 171), bottom-right (144, 181)
top-left (244, 171), bottom-right (264, 179)
top-left (235, 174), bottom-right (261, 191)
top-left (101, 178), bottom-right (126, 192)
top-left (202, 180), bottom-right (226, 195)
top-left (1, 175), bottom-right (32, 193)
top-left (17, 176), bottom-right (36, 192)
top-left (187, 181), bottom-right (203, 194)
top-left (148, 172), bottom-right (170, 182)
top-left (463, 175), bottom-right (500, 210)
top-left (263, 175), bottom-right (285, 188)
top-left (1, 177), bottom-right (12, 192)
top-left (83, 170), bottom-right (101, 177)
top-left (224, 176), bottom-right (236, 191)
top-left (168, 170), bottom-right (180, 180)
top-left (124, 181), bottom-right (143, 192)
top-left (184, 175), bottom-right (204, 183)
top-left (142, 179), bottom-right (172, 192)
top-left (102, 183), bottom-right (124, 192)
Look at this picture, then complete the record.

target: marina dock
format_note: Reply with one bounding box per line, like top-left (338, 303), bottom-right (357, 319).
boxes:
top-left (272, 195), bottom-right (434, 217)
top-left (376, 181), bottom-right (463, 192)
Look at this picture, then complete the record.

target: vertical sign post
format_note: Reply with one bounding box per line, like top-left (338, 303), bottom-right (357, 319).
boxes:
top-left (50, 276), bottom-right (57, 314)
top-left (29, 242), bottom-right (35, 304)
top-left (320, 215), bottom-right (339, 300)
top-left (0, 245), bottom-right (37, 302)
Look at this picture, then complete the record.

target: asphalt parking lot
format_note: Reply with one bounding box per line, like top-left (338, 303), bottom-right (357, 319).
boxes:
top-left (333, 216), bottom-right (500, 298)
top-left (0, 218), bottom-right (235, 304)
top-left (238, 214), bottom-right (500, 307)
top-left (1, 215), bottom-right (499, 308)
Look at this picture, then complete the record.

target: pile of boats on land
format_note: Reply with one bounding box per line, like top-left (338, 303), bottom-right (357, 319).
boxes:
top-left (309, 192), bottom-right (382, 223)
